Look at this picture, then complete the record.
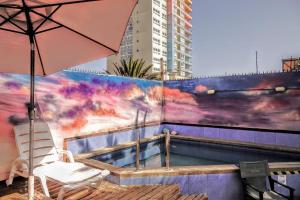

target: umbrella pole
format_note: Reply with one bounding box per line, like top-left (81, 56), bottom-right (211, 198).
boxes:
top-left (23, 1), bottom-right (36, 199)
top-left (28, 38), bottom-right (35, 200)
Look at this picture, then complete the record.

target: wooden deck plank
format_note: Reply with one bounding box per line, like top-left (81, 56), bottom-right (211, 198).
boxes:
top-left (120, 186), bottom-right (159, 200)
top-left (176, 195), bottom-right (190, 200)
top-left (1, 178), bottom-right (208, 200)
top-left (166, 192), bottom-right (180, 200)
top-left (79, 190), bottom-right (101, 200)
top-left (129, 186), bottom-right (161, 200)
top-left (152, 185), bottom-right (178, 199)
top-left (99, 193), bottom-right (118, 200)
top-left (184, 195), bottom-right (197, 200)
top-left (193, 194), bottom-right (208, 200)
top-left (65, 188), bottom-right (91, 200)
top-left (111, 186), bottom-right (148, 200)
top-left (137, 186), bottom-right (169, 200)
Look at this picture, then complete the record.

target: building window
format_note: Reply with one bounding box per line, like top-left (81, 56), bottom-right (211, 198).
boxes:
top-left (162, 32), bottom-right (167, 38)
top-left (153, 67), bottom-right (160, 72)
top-left (153, 37), bottom-right (160, 45)
top-left (153, 8), bottom-right (160, 16)
top-left (153, 47), bottom-right (161, 54)
top-left (153, 18), bottom-right (160, 26)
top-left (153, 0), bottom-right (160, 6)
top-left (162, 41), bottom-right (167, 47)
top-left (153, 27), bottom-right (161, 35)
top-left (153, 57), bottom-right (160, 63)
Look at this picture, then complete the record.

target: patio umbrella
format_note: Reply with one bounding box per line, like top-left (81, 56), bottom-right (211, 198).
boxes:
top-left (0, 0), bottom-right (137, 199)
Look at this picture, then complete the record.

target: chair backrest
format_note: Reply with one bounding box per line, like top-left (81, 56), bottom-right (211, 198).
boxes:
top-left (239, 160), bottom-right (270, 192)
top-left (13, 121), bottom-right (59, 169)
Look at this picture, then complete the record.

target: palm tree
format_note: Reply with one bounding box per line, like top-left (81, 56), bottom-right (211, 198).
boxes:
top-left (106, 57), bottom-right (158, 80)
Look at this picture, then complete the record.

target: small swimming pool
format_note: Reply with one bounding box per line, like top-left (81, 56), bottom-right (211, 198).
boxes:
top-left (91, 137), bottom-right (300, 169)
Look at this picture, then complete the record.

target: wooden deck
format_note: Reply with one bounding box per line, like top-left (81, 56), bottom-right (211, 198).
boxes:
top-left (0, 178), bottom-right (208, 200)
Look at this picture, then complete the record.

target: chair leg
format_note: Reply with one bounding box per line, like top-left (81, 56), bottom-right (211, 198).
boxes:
top-left (57, 187), bottom-right (66, 200)
top-left (95, 179), bottom-right (103, 188)
top-left (38, 175), bottom-right (50, 197)
top-left (6, 165), bottom-right (16, 186)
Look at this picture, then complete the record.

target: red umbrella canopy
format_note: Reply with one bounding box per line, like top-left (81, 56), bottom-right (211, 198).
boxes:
top-left (0, 0), bottom-right (137, 75)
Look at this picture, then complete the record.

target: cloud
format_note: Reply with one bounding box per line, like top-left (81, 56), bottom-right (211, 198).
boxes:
top-left (60, 117), bottom-right (88, 132)
top-left (124, 84), bottom-right (145, 100)
top-left (145, 86), bottom-right (163, 105)
top-left (164, 87), bottom-right (197, 105)
top-left (195, 85), bottom-right (208, 92)
top-left (59, 82), bottom-right (95, 98)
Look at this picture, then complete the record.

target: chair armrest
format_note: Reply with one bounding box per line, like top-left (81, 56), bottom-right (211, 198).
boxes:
top-left (13, 158), bottom-right (29, 171)
top-left (242, 180), bottom-right (264, 200)
top-left (16, 158), bottom-right (29, 166)
top-left (269, 177), bottom-right (294, 200)
top-left (269, 177), bottom-right (295, 191)
top-left (56, 149), bottom-right (75, 163)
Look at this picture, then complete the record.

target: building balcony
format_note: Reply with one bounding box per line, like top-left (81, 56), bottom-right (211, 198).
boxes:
top-left (184, 2), bottom-right (192, 13)
top-left (185, 29), bottom-right (192, 36)
top-left (185, 0), bottom-right (192, 6)
top-left (185, 51), bottom-right (192, 58)
top-left (185, 13), bottom-right (192, 21)
top-left (185, 21), bottom-right (192, 29)
top-left (174, 40), bottom-right (192, 51)
top-left (185, 61), bottom-right (192, 66)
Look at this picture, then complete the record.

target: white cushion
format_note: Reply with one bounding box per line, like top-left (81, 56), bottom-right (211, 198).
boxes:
top-left (33, 161), bottom-right (110, 185)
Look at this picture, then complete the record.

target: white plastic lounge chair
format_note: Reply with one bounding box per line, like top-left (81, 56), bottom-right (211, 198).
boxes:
top-left (6, 121), bottom-right (110, 200)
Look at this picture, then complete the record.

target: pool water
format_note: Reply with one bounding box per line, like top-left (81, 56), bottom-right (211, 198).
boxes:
top-left (92, 138), bottom-right (300, 168)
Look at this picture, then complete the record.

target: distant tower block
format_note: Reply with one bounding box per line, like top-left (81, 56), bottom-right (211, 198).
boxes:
top-left (107, 0), bottom-right (193, 80)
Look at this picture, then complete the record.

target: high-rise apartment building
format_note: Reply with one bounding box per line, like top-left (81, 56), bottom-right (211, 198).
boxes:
top-left (167, 0), bottom-right (192, 78)
top-left (107, 0), bottom-right (192, 79)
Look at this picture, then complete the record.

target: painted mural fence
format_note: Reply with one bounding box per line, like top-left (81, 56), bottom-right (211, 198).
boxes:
top-left (163, 72), bottom-right (300, 132)
top-left (0, 71), bottom-right (163, 180)
top-left (1, 71), bottom-right (300, 181)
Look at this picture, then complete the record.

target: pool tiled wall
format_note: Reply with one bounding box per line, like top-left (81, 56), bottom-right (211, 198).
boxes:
top-left (66, 125), bottom-right (163, 155)
top-left (116, 173), bottom-right (300, 200)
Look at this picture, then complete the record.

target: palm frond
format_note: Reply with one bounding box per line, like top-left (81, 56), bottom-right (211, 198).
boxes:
top-left (107, 57), bottom-right (159, 80)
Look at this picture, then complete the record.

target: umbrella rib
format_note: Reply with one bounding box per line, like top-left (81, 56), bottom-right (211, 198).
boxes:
top-left (34, 5), bottom-right (62, 33)
top-left (0, 4), bottom-right (22, 9)
top-left (31, 9), bottom-right (118, 53)
top-left (0, 27), bottom-right (26, 34)
top-left (0, 15), bottom-right (27, 33)
top-left (29, 0), bottom-right (103, 9)
top-left (35, 25), bottom-right (63, 34)
top-left (34, 35), bottom-right (46, 76)
top-left (0, 10), bottom-right (23, 27)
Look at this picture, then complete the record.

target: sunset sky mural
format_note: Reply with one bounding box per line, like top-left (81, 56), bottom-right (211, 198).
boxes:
top-left (0, 71), bottom-right (162, 180)
top-left (163, 72), bottom-right (300, 132)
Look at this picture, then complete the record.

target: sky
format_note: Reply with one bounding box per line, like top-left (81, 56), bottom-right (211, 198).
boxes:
top-left (192, 0), bottom-right (300, 76)
top-left (74, 0), bottom-right (300, 77)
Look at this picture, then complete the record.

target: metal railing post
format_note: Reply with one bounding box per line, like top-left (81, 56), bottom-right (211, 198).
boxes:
top-left (165, 130), bottom-right (170, 170)
top-left (135, 109), bottom-right (140, 170)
